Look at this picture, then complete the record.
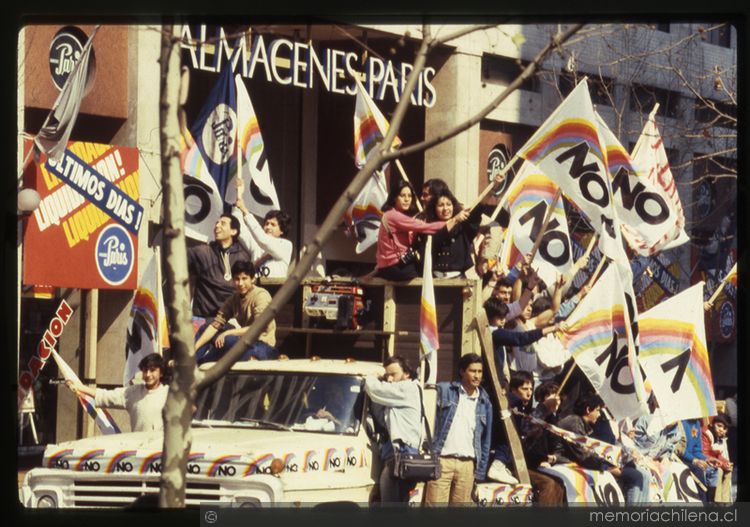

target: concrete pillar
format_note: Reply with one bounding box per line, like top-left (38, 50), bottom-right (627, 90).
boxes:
top-left (424, 51), bottom-right (482, 204)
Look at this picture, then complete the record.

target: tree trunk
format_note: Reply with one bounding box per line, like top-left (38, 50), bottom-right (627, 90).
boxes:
top-left (158, 23), bottom-right (196, 508)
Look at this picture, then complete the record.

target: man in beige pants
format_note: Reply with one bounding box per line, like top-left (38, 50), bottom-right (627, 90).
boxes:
top-left (424, 353), bottom-right (493, 505)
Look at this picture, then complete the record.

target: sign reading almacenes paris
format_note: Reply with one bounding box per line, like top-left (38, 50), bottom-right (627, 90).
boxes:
top-left (180, 25), bottom-right (437, 108)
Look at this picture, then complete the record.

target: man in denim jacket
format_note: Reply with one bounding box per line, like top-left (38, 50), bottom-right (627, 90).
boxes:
top-left (425, 353), bottom-right (493, 504)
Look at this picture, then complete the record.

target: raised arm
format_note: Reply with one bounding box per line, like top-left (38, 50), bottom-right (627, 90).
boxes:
top-left (240, 210), bottom-right (291, 262)
top-left (387, 209), bottom-right (447, 235)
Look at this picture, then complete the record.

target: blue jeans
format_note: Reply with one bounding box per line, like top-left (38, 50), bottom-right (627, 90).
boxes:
top-left (689, 463), bottom-right (720, 503)
top-left (493, 444), bottom-right (512, 464)
top-left (619, 464), bottom-right (650, 504)
top-left (195, 323), bottom-right (278, 364)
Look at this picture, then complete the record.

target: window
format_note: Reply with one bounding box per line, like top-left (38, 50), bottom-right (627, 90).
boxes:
top-left (559, 73), bottom-right (614, 106)
top-left (703, 25), bottom-right (731, 48)
top-left (695, 98), bottom-right (736, 128)
top-left (630, 84), bottom-right (682, 118)
top-left (654, 23), bottom-right (670, 33)
top-left (481, 54), bottom-right (540, 92)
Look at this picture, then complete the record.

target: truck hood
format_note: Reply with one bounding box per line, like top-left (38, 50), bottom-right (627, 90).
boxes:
top-left (43, 427), bottom-right (370, 477)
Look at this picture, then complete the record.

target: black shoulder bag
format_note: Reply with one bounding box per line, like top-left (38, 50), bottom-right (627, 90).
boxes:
top-left (392, 385), bottom-right (441, 481)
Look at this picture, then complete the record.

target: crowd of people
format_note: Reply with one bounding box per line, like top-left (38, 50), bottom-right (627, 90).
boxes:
top-left (74, 174), bottom-right (735, 506)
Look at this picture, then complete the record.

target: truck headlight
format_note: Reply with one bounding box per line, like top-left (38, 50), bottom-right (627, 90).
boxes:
top-left (36, 494), bottom-right (57, 508)
top-left (234, 497), bottom-right (261, 507)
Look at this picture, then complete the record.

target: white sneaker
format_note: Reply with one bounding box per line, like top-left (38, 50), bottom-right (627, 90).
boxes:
top-left (487, 459), bottom-right (519, 484)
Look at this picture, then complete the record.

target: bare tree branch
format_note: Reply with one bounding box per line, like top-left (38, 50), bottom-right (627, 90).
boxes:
top-left (390, 24), bottom-right (584, 160)
top-left (431, 24), bottom-right (500, 46)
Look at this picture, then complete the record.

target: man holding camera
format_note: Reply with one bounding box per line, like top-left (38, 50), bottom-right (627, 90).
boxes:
top-left (364, 356), bottom-right (422, 503)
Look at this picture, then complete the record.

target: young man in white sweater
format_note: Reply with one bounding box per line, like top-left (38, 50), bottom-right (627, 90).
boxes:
top-left (66, 353), bottom-right (168, 432)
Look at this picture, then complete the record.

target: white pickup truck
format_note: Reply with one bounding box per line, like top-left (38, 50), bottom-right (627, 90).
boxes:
top-left (19, 358), bottom-right (532, 508)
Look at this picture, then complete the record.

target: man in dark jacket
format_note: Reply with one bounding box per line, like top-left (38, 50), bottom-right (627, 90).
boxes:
top-left (188, 214), bottom-right (250, 321)
top-left (425, 353), bottom-right (493, 505)
top-left (553, 393), bottom-right (648, 504)
top-left (519, 381), bottom-right (566, 503)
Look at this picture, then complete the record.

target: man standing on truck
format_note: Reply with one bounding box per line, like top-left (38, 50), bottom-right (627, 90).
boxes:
top-left (425, 353), bottom-right (493, 505)
top-left (194, 260), bottom-right (278, 364)
top-left (65, 353), bottom-right (168, 432)
top-left (364, 356), bottom-right (422, 503)
top-left (189, 214), bottom-right (250, 324)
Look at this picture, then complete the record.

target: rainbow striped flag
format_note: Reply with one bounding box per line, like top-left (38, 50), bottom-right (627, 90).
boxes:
top-left (538, 463), bottom-right (624, 504)
top-left (419, 236), bottom-right (439, 385)
top-left (559, 265), bottom-right (647, 420)
top-left (124, 248), bottom-right (169, 385)
top-left (597, 112), bottom-right (686, 256)
top-left (344, 169), bottom-right (388, 253)
top-left (517, 410), bottom-right (622, 467)
top-left (518, 79), bottom-right (626, 264)
top-left (50, 349), bottom-right (120, 435)
top-left (228, 74), bottom-right (280, 218)
top-left (353, 79), bottom-right (402, 168)
top-left (630, 113), bottom-right (688, 253)
top-left (638, 282), bottom-right (717, 421)
top-left (180, 110), bottom-right (226, 242)
top-left (498, 162), bottom-right (573, 291)
top-left (345, 79), bottom-right (400, 253)
top-left (475, 483), bottom-right (534, 506)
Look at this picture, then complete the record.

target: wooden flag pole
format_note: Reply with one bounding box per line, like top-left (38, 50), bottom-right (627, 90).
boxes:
top-left (707, 276), bottom-right (730, 306)
top-left (589, 255), bottom-right (608, 285)
top-left (528, 189), bottom-right (563, 263)
top-left (631, 103), bottom-right (661, 155)
top-left (553, 254), bottom-right (610, 396)
top-left (470, 152), bottom-right (521, 212)
top-left (488, 156), bottom-right (524, 222)
top-left (583, 233), bottom-right (598, 260)
top-left (556, 360), bottom-right (577, 394)
top-left (393, 159), bottom-right (423, 213)
top-left (473, 310), bottom-right (531, 485)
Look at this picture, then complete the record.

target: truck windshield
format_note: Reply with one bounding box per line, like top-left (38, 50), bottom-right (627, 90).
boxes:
top-left (193, 372), bottom-right (365, 435)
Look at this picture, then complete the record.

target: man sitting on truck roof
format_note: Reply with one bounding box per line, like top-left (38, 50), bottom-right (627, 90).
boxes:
top-left (194, 260), bottom-right (278, 364)
top-left (66, 353), bottom-right (168, 433)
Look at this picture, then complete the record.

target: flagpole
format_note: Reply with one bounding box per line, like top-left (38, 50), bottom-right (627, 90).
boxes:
top-left (528, 188), bottom-right (563, 263)
top-left (583, 233), bottom-right (598, 260)
top-left (18, 147), bottom-right (34, 181)
top-left (154, 245), bottom-right (163, 354)
top-left (470, 152), bottom-right (521, 212)
top-left (631, 103), bottom-right (660, 155)
top-left (589, 255), bottom-right (607, 285)
top-left (707, 263), bottom-right (737, 305)
top-left (554, 255), bottom-right (609, 350)
top-left (556, 360), bottom-right (577, 395)
top-left (236, 91), bottom-right (243, 203)
top-left (393, 158), bottom-right (423, 213)
top-left (488, 158), bottom-right (522, 222)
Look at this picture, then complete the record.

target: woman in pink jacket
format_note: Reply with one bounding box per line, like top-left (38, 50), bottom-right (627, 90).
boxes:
top-left (375, 179), bottom-right (468, 281)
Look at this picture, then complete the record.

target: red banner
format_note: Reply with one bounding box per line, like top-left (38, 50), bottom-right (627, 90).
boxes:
top-left (23, 140), bottom-right (139, 290)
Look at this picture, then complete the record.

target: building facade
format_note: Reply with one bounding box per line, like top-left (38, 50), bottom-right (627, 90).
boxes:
top-left (17, 22), bottom-right (737, 445)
